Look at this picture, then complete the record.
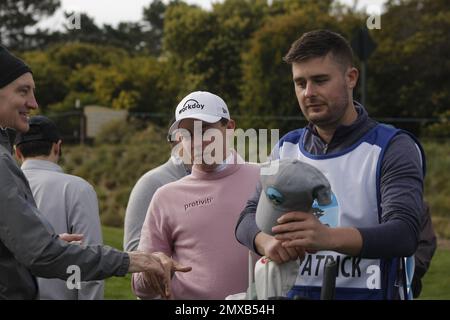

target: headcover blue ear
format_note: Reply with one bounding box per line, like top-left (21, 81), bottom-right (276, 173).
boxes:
top-left (256, 158), bottom-right (332, 235)
top-left (266, 187), bottom-right (284, 205)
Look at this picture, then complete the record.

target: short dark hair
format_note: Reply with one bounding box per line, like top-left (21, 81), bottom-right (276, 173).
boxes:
top-left (283, 30), bottom-right (354, 69)
top-left (167, 117), bottom-right (230, 143)
top-left (167, 116), bottom-right (176, 143)
top-left (17, 140), bottom-right (53, 158)
top-left (219, 118), bottom-right (229, 126)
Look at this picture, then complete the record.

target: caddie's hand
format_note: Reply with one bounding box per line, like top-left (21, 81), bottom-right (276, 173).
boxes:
top-left (272, 211), bottom-right (331, 252)
top-left (151, 252), bottom-right (192, 299)
top-left (254, 232), bottom-right (305, 264)
top-left (59, 233), bottom-right (83, 244)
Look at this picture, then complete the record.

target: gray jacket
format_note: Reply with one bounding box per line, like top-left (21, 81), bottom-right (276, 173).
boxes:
top-left (22, 159), bottom-right (104, 300)
top-left (0, 129), bottom-right (129, 300)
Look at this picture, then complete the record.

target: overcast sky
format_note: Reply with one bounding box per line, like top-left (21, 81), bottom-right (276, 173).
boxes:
top-left (36, 0), bottom-right (387, 30)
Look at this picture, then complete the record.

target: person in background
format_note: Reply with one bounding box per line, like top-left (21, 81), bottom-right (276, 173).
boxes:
top-left (15, 115), bottom-right (104, 300)
top-left (124, 118), bottom-right (191, 252)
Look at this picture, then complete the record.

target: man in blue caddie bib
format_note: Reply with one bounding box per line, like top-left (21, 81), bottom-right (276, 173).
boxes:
top-left (235, 30), bottom-right (426, 300)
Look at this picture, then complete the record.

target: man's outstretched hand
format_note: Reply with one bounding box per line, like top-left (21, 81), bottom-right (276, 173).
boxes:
top-left (128, 251), bottom-right (191, 299)
top-left (152, 252), bottom-right (192, 298)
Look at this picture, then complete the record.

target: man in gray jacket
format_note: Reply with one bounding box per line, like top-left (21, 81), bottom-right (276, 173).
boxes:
top-left (0, 45), bottom-right (190, 299)
top-left (15, 115), bottom-right (105, 300)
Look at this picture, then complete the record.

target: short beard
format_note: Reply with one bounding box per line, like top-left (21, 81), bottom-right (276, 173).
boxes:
top-left (309, 89), bottom-right (350, 129)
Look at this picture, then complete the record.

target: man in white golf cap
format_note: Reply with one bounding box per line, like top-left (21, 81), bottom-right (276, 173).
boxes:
top-left (168, 91), bottom-right (232, 169)
top-left (132, 91), bottom-right (260, 299)
top-left (168, 91), bottom-right (230, 133)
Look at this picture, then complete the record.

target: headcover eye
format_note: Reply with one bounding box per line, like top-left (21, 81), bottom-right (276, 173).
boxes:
top-left (266, 187), bottom-right (284, 205)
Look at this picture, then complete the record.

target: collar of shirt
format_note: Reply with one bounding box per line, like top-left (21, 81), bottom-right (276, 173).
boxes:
top-left (190, 150), bottom-right (244, 180)
top-left (304, 102), bottom-right (377, 155)
top-left (171, 154), bottom-right (182, 166)
top-left (171, 155), bottom-right (191, 174)
top-left (21, 159), bottom-right (64, 173)
top-left (174, 151), bottom-right (235, 173)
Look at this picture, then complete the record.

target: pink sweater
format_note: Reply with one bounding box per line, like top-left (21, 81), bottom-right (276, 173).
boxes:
top-left (132, 153), bottom-right (260, 299)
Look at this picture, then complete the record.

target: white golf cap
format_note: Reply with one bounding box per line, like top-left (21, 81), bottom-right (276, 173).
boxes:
top-left (169, 91), bottom-right (230, 134)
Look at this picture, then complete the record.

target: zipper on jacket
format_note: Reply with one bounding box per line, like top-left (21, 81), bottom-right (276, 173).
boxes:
top-left (323, 144), bottom-right (328, 154)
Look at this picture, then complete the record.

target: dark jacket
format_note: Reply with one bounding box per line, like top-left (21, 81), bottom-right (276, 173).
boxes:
top-left (412, 202), bottom-right (437, 298)
top-left (0, 129), bottom-right (129, 299)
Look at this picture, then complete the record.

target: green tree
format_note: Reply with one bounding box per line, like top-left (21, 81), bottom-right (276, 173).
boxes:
top-left (92, 55), bottom-right (178, 117)
top-left (162, 2), bottom-right (216, 100)
top-left (22, 50), bottom-right (70, 112)
top-left (0, 0), bottom-right (60, 50)
top-left (102, 22), bottom-right (149, 52)
top-left (51, 42), bottom-right (128, 69)
top-left (239, 2), bottom-right (361, 132)
top-left (367, 0), bottom-right (450, 123)
top-left (141, 0), bottom-right (183, 54)
top-left (269, 0), bottom-right (333, 15)
top-left (163, 0), bottom-right (268, 110)
top-left (163, 3), bottom-right (213, 61)
top-left (61, 12), bottom-right (104, 43)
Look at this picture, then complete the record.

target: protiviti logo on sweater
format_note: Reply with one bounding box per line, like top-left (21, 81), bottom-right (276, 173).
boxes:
top-left (184, 197), bottom-right (213, 211)
top-left (178, 99), bottom-right (205, 114)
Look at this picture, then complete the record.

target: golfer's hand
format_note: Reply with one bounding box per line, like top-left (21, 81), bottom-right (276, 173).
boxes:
top-left (254, 232), bottom-right (305, 264)
top-left (59, 233), bottom-right (83, 244)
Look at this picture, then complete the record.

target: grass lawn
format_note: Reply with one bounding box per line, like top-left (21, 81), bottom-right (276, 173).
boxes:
top-left (102, 226), bottom-right (450, 300)
top-left (102, 226), bottom-right (135, 300)
top-left (419, 242), bottom-right (450, 300)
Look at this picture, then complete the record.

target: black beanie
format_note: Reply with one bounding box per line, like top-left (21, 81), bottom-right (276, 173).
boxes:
top-left (0, 45), bottom-right (32, 89)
